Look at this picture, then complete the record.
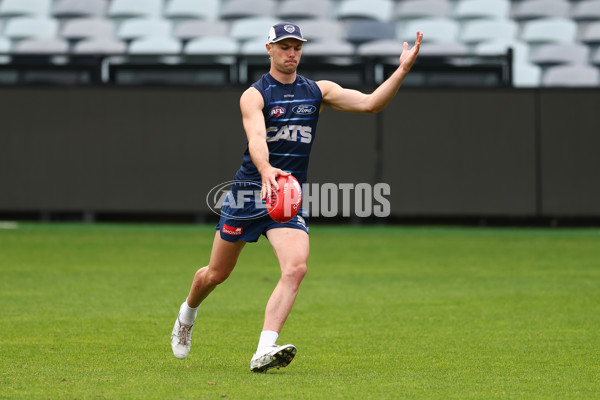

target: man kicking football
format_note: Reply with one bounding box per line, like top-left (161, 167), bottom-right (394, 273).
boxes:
top-left (171, 22), bottom-right (423, 372)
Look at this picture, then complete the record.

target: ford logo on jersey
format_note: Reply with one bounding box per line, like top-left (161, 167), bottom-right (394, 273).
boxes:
top-left (292, 104), bottom-right (317, 115)
top-left (270, 106), bottom-right (286, 117)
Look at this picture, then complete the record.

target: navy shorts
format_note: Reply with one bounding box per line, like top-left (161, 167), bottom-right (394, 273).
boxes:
top-left (214, 180), bottom-right (308, 243)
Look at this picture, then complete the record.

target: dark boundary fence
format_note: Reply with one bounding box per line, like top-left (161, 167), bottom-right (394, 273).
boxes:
top-left (0, 85), bottom-right (599, 225)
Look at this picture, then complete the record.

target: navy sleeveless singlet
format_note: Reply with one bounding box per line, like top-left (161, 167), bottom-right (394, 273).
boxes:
top-left (235, 72), bottom-right (323, 186)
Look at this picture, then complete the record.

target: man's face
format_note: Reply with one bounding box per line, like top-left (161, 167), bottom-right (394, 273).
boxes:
top-left (268, 39), bottom-right (303, 74)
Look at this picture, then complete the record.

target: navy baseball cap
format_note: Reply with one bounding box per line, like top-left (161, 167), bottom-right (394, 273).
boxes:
top-left (268, 22), bottom-right (307, 43)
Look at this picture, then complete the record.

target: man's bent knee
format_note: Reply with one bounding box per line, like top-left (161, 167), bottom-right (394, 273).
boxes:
top-left (194, 266), bottom-right (231, 288)
top-left (282, 263), bottom-right (307, 285)
top-left (205, 268), bottom-right (232, 286)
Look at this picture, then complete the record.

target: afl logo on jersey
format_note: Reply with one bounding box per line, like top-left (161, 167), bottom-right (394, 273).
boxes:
top-left (270, 106), bottom-right (286, 117)
top-left (292, 104), bottom-right (317, 115)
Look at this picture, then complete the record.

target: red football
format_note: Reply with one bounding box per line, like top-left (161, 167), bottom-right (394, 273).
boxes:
top-left (266, 175), bottom-right (302, 223)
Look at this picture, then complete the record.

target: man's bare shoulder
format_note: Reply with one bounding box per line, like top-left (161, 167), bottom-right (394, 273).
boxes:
top-left (316, 80), bottom-right (339, 94)
top-left (240, 86), bottom-right (263, 109)
top-left (241, 86), bottom-right (262, 100)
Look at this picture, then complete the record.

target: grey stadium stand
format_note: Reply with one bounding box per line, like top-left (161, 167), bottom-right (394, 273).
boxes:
top-left (184, 36), bottom-right (239, 55)
top-left (459, 20), bottom-right (519, 45)
top-left (581, 21), bottom-right (600, 44)
top-left (453, 0), bottom-right (511, 20)
top-left (14, 38), bottom-right (69, 54)
top-left (52, 0), bottom-right (108, 19)
top-left (73, 38), bottom-right (127, 54)
top-left (295, 20), bottom-right (345, 42)
top-left (530, 43), bottom-right (591, 66)
top-left (541, 64), bottom-right (600, 86)
top-left (276, 0), bottom-right (334, 20)
top-left (511, 0), bottom-right (571, 21)
top-left (393, 0), bottom-right (452, 21)
top-left (0, 0), bottom-right (594, 87)
top-left (0, 0), bottom-right (52, 17)
top-left (397, 18), bottom-right (459, 43)
top-left (219, 0), bottom-right (277, 20)
top-left (229, 17), bottom-right (278, 41)
top-left (108, 0), bottom-right (163, 18)
top-left (346, 21), bottom-right (397, 44)
top-left (592, 47), bottom-right (600, 64)
top-left (520, 18), bottom-right (577, 44)
top-left (304, 40), bottom-right (355, 57)
top-left (417, 42), bottom-right (470, 56)
top-left (60, 18), bottom-right (116, 41)
top-left (336, 0), bottom-right (394, 22)
top-left (128, 37), bottom-right (181, 55)
top-left (357, 39), bottom-right (404, 56)
top-left (4, 17), bottom-right (59, 40)
top-left (571, 0), bottom-right (600, 22)
top-left (164, 0), bottom-right (220, 20)
top-left (173, 20), bottom-right (230, 41)
top-left (475, 40), bottom-right (531, 64)
top-left (117, 18), bottom-right (172, 41)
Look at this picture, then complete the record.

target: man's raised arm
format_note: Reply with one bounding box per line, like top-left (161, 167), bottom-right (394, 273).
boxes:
top-left (318, 31), bottom-right (423, 114)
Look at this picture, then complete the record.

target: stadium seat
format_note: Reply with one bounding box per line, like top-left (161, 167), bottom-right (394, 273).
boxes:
top-left (240, 38), bottom-right (270, 55)
top-left (73, 38), bottom-right (127, 54)
top-left (164, 0), bottom-right (220, 21)
top-left (128, 37), bottom-right (181, 54)
top-left (117, 19), bottom-right (172, 41)
top-left (14, 38), bottom-right (69, 54)
top-left (541, 64), bottom-right (599, 86)
top-left (296, 20), bottom-right (344, 42)
top-left (581, 21), bottom-right (600, 44)
top-left (173, 20), bottom-right (230, 41)
top-left (592, 47), bottom-right (600, 64)
top-left (346, 21), bottom-right (396, 44)
top-left (475, 40), bottom-right (531, 64)
top-left (357, 39), bottom-right (404, 56)
top-left (219, 0), bottom-right (277, 20)
top-left (398, 18), bottom-right (459, 43)
top-left (0, 0), bottom-right (52, 17)
top-left (417, 42), bottom-right (470, 56)
top-left (520, 18), bottom-right (577, 44)
top-left (229, 17), bottom-right (278, 41)
top-left (52, 0), bottom-right (107, 18)
top-left (571, 0), bottom-right (600, 22)
top-left (453, 0), bottom-right (511, 20)
top-left (530, 43), bottom-right (590, 66)
top-left (0, 36), bottom-right (11, 51)
top-left (61, 18), bottom-right (116, 40)
top-left (277, 0), bottom-right (334, 20)
top-left (108, 0), bottom-right (163, 19)
top-left (336, 0), bottom-right (394, 22)
top-left (513, 63), bottom-right (543, 87)
top-left (392, 0), bottom-right (452, 21)
top-left (4, 17), bottom-right (58, 40)
top-left (0, 36), bottom-right (11, 63)
top-left (460, 19), bottom-right (518, 45)
top-left (184, 36), bottom-right (239, 55)
top-left (303, 40), bottom-right (354, 56)
top-left (184, 36), bottom-right (238, 70)
top-left (511, 0), bottom-right (571, 21)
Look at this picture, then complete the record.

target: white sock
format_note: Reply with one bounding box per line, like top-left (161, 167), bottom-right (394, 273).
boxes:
top-left (256, 330), bottom-right (279, 353)
top-left (179, 300), bottom-right (199, 326)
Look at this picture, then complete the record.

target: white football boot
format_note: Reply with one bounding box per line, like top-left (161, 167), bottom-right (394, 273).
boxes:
top-left (171, 315), bottom-right (194, 359)
top-left (250, 344), bottom-right (297, 373)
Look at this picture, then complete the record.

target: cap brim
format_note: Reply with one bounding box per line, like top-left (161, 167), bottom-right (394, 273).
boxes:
top-left (269, 35), bottom-right (307, 43)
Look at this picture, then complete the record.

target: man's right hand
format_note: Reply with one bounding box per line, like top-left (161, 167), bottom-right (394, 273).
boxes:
top-left (259, 166), bottom-right (290, 200)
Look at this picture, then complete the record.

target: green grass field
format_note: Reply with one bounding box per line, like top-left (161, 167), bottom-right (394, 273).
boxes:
top-left (1, 223), bottom-right (599, 399)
